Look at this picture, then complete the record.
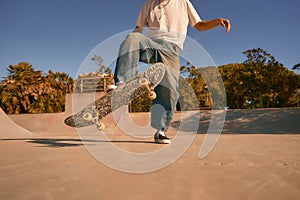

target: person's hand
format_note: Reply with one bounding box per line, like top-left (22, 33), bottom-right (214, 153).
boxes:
top-left (218, 18), bottom-right (231, 33)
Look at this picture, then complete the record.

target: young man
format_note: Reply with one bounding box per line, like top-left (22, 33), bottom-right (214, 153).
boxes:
top-left (111, 0), bottom-right (230, 144)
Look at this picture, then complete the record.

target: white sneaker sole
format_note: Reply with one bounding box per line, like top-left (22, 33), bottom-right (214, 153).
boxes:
top-left (154, 139), bottom-right (171, 144)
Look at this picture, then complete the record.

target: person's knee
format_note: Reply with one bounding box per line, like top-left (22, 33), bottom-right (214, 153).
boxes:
top-left (125, 32), bottom-right (143, 43)
top-left (119, 32), bottom-right (143, 52)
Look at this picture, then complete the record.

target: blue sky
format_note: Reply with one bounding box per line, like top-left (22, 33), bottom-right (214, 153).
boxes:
top-left (0, 0), bottom-right (299, 79)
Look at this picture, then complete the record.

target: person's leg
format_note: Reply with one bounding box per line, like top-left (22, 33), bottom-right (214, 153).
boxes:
top-left (114, 32), bottom-right (161, 84)
top-left (150, 42), bottom-right (180, 132)
top-left (114, 33), bottom-right (180, 143)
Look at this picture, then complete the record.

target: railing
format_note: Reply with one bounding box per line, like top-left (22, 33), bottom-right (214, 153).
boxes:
top-left (74, 76), bottom-right (113, 93)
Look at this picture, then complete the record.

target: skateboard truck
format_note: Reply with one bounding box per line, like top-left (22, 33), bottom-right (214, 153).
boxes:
top-left (82, 111), bottom-right (105, 130)
top-left (139, 78), bottom-right (156, 100)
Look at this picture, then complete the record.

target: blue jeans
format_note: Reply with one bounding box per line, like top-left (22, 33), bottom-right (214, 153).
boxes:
top-left (114, 32), bottom-right (180, 131)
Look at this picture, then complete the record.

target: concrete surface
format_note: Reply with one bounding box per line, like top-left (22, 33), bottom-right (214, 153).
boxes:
top-left (0, 95), bottom-right (299, 200)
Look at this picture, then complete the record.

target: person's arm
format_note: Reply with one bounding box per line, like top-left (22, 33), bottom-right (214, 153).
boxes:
top-left (194, 18), bottom-right (231, 33)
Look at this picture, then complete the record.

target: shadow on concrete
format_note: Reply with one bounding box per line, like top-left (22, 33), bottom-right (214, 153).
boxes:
top-left (0, 138), bottom-right (155, 148)
top-left (171, 108), bottom-right (300, 134)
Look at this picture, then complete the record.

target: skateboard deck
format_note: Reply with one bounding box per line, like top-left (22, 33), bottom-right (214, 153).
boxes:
top-left (64, 63), bottom-right (166, 129)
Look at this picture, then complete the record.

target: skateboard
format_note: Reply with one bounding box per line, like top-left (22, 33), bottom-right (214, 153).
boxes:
top-left (64, 63), bottom-right (166, 129)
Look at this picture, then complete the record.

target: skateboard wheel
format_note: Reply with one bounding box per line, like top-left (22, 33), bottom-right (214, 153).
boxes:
top-left (148, 91), bottom-right (156, 100)
top-left (97, 122), bottom-right (105, 130)
top-left (83, 112), bottom-right (93, 122)
top-left (140, 78), bottom-right (149, 87)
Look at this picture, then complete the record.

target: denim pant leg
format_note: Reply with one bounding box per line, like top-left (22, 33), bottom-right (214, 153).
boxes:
top-left (150, 43), bottom-right (180, 131)
top-left (114, 32), bottom-right (180, 131)
top-left (114, 32), bottom-right (158, 83)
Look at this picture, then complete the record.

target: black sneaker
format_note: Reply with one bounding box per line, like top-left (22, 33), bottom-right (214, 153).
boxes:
top-left (154, 131), bottom-right (171, 144)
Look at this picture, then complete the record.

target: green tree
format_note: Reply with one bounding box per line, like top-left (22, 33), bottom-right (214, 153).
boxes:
top-left (242, 48), bottom-right (284, 108)
top-left (292, 63), bottom-right (300, 70)
top-left (180, 62), bottom-right (206, 109)
top-left (219, 52), bottom-right (300, 109)
top-left (218, 63), bottom-right (249, 109)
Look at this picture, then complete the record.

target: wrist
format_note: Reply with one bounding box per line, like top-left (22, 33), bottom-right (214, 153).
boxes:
top-left (217, 18), bottom-right (223, 26)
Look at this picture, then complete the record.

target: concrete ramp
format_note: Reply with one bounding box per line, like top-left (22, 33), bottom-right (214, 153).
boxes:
top-left (5, 93), bottom-right (105, 134)
top-left (0, 108), bottom-right (32, 138)
top-left (8, 112), bottom-right (76, 134)
top-left (2, 92), bottom-right (300, 135)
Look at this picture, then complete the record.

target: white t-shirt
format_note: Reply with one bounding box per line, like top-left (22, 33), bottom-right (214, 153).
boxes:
top-left (136, 0), bottom-right (202, 49)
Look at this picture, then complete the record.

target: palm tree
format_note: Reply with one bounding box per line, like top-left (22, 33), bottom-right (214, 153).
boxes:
top-left (0, 62), bottom-right (73, 114)
top-left (1, 62), bottom-right (42, 113)
top-left (45, 71), bottom-right (73, 112)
